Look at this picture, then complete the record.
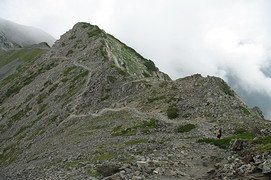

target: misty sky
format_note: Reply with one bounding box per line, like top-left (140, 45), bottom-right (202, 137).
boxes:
top-left (0, 0), bottom-right (271, 119)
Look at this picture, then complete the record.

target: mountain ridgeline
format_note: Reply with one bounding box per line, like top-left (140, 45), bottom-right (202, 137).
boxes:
top-left (0, 22), bottom-right (271, 180)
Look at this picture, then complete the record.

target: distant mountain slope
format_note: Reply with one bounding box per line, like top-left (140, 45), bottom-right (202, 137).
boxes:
top-left (0, 42), bottom-right (49, 81)
top-left (0, 18), bottom-right (55, 49)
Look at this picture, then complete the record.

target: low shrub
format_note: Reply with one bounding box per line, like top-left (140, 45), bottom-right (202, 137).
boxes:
top-left (144, 59), bottom-right (158, 72)
top-left (221, 82), bottom-right (234, 96)
top-left (241, 106), bottom-right (251, 115)
top-left (66, 50), bottom-right (74, 57)
top-left (167, 107), bottom-right (178, 119)
top-left (198, 133), bottom-right (255, 149)
top-left (112, 118), bottom-right (158, 136)
top-left (176, 124), bottom-right (196, 133)
top-left (235, 128), bottom-right (247, 134)
top-left (147, 96), bottom-right (165, 103)
top-left (252, 136), bottom-right (271, 145)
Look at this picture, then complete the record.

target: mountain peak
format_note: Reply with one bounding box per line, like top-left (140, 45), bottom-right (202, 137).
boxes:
top-left (52, 22), bottom-right (170, 81)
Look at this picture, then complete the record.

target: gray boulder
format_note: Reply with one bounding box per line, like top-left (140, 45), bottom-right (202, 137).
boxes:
top-left (229, 139), bottom-right (249, 151)
top-left (262, 159), bottom-right (271, 174)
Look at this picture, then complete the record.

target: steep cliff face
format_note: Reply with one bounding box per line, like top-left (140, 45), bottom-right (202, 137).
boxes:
top-left (0, 22), bottom-right (270, 180)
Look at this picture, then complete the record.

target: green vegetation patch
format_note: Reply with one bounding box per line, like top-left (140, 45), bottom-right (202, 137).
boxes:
top-left (63, 160), bottom-right (82, 168)
top-left (0, 49), bottom-right (45, 89)
top-left (25, 93), bottom-right (35, 102)
top-left (87, 27), bottom-right (104, 38)
top-left (134, 118), bottom-right (158, 129)
top-left (81, 23), bottom-right (90, 28)
top-left (112, 125), bottom-right (122, 132)
top-left (92, 153), bottom-right (118, 162)
top-left (112, 118), bottom-right (158, 136)
top-left (125, 138), bottom-right (149, 145)
top-left (100, 43), bottom-right (109, 61)
top-left (37, 93), bottom-right (47, 104)
top-left (144, 59), bottom-right (158, 72)
top-left (235, 128), bottom-right (247, 134)
top-left (176, 124), bottom-right (196, 133)
top-left (147, 95), bottom-right (166, 103)
top-left (0, 142), bottom-right (20, 166)
top-left (63, 66), bottom-right (77, 75)
top-left (241, 106), bottom-right (251, 115)
top-left (89, 170), bottom-right (101, 178)
top-left (0, 49), bottom-right (26, 68)
top-left (112, 127), bottom-right (136, 136)
top-left (221, 82), bottom-right (234, 96)
top-left (5, 86), bottom-right (22, 97)
top-left (256, 143), bottom-right (271, 152)
top-left (107, 76), bottom-right (116, 83)
top-left (26, 115), bottom-right (45, 141)
top-left (178, 136), bottom-right (200, 139)
top-left (198, 133), bottom-right (255, 149)
top-left (113, 65), bottom-right (126, 76)
top-left (143, 71), bottom-right (151, 77)
top-left (48, 115), bottom-right (58, 124)
top-left (66, 50), bottom-right (74, 57)
top-left (37, 104), bottom-right (48, 115)
top-left (21, 49), bottom-right (45, 62)
top-left (252, 136), bottom-right (271, 145)
top-left (167, 107), bottom-right (178, 119)
top-left (72, 70), bottom-right (89, 82)
top-left (13, 124), bottom-right (32, 138)
top-left (119, 157), bottom-right (136, 164)
top-left (4, 62), bottom-right (54, 97)
top-left (100, 94), bottom-right (110, 101)
top-left (69, 35), bottom-right (76, 40)
top-left (11, 105), bottom-right (31, 122)
top-left (61, 77), bottom-right (69, 82)
top-left (55, 68), bottom-right (88, 104)
top-left (26, 156), bottom-right (39, 163)
top-left (48, 83), bottom-right (59, 94)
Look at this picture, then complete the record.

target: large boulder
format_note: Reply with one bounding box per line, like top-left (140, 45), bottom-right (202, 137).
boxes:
top-left (229, 139), bottom-right (249, 151)
top-left (262, 159), bottom-right (271, 174)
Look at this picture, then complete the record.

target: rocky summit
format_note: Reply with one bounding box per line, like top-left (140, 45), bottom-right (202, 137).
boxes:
top-left (0, 22), bottom-right (271, 180)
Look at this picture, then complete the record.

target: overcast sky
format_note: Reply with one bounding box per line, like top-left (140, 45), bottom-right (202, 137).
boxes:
top-left (1, 0), bottom-right (271, 119)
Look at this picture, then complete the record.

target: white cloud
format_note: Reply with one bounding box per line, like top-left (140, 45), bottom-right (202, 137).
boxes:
top-left (0, 0), bottom-right (271, 118)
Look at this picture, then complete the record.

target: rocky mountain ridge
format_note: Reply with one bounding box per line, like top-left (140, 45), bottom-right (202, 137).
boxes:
top-left (0, 22), bottom-right (271, 180)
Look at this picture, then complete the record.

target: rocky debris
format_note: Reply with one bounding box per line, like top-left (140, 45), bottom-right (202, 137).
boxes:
top-left (97, 165), bottom-right (121, 177)
top-left (209, 152), bottom-right (271, 179)
top-left (252, 106), bottom-right (265, 120)
top-left (103, 173), bottom-right (123, 180)
top-left (229, 139), bottom-right (249, 151)
top-left (262, 159), bottom-right (271, 174)
top-left (260, 129), bottom-right (271, 136)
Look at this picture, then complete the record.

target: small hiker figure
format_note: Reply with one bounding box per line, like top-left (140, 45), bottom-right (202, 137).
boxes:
top-left (215, 128), bottom-right (222, 139)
